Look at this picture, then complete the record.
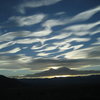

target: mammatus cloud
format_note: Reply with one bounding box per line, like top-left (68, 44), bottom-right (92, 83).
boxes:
top-left (17, 0), bottom-right (62, 13)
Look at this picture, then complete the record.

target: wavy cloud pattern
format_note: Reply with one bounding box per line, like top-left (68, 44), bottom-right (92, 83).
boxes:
top-left (0, 0), bottom-right (100, 75)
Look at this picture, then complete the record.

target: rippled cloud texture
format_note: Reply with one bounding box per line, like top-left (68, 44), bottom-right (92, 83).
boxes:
top-left (0, 0), bottom-right (100, 76)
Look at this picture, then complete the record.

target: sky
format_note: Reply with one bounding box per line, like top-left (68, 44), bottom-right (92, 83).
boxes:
top-left (0, 0), bottom-right (100, 76)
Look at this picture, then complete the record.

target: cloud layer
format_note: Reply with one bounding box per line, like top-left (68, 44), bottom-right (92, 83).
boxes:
top-left (17, 0), bottom-right (62, 13)
top-left (0, 4), bottom-right (100, 74)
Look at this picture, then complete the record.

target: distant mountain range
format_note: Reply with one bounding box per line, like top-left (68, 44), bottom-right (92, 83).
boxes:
top-left (24, 67), bottom-right (100, 77)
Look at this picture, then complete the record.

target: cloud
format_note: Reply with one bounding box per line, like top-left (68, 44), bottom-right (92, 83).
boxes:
top-left (69, 38), bottom-right (91, 42)
top-left (43, 45), bottom-right (57, 51)
top-left (42, 19), bottom-right (66, 28)
top-left (16, 38), bottom-right (40, 44)
top-left (87, 46), bottom-right (100, 58)
top-left (73, 44), bottom-right (84, 50)
top-left (90, 29), bottom-right (100, 35)
top-left (37, 52), bottom-right (50, 57)
top-left (36, 45), bottom-right (58, 52)
top-left (49, 32), bottom-right (71, 40)
top-left (55, 12), bottom-right (66, 16)
top-left (0, 30), bottom-right (50, 43)
top-left (0, 31), bottom-right (32, 42)
top-left (70, 6), bottom-right (100, 23)
top-left (64, 21), bottom-right (100, 32)
top-left (0, 41), bottom-right (15, 49)
top-left (0, 55), bottom-right (22, 69)
top-left (63, 21), bottom-right (100, 36)
top-left (65, 46), bottom-right (100, 59)
top-left (9, 13), bottom-right (46, 26)
top-left (0, 5), bottom-right (99, 72)
top-left (0, 53), bottom-right (100, 71)
top-left (54, 37), bottom-right (90, 45)
top-left (0, 32), bottom-right (16, 42)
top-left (25, 58), bottom-right (100, 70)
top-left (28, 27), bottom-right (52, 37)
top-left (6, 48), bottom-right (21, 53)
top-left (1, 5), bottom-right (100, 30)
top-left (92, 37), bottom-right (100, 45)
top-left (17, 0), bottom-right (62, 13)
top-left (31, 44), bottom-right (47, 50)
top-left (30, 36), bottom-right (89, 53)
top-left (88, 51), bottom-right (100, 58)
top-left (42, 6), bottom-right (100, 29)
top-left (58, 43), bottom-right (71, 52)
top-left (17, 56), bottom-right (33, 64)
top-left (0, 55), bottom-right (33, 69)
top-left (30, 36), bottom-right (90, 54)
top-left (41, 6), bottom-right (100, 31)
top-left (0, 47), bottom-right (21, 54)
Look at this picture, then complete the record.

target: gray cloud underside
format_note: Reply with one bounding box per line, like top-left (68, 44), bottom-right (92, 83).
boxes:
top-left (0, 46), bottom-right (100, 70)
top-left (0, 54), bottom-right (100, 70)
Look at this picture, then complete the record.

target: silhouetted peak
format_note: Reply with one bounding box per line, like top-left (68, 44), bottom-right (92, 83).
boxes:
top-left (49, 68), bottom-right (56, 71)
top-left (48, 67), bottom-right (71, 72)
top-left (0, 75), bottom-right (9, 79)
top-left (57, 67), bottom-right (71, 71)
top-left (24, 67), bottom-right (100, 78)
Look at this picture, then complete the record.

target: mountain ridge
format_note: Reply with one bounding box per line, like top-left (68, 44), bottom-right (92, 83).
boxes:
top-left (24, 67), bottom-right (100, 77)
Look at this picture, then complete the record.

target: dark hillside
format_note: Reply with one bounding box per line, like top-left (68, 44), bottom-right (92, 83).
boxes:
top-left (0, 75), bottom-right (100, 100)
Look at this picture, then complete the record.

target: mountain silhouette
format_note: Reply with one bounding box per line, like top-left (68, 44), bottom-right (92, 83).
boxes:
top-left (0, 75), bottom-right (25, 88)
top-left (24, 67), bottom-right (100, 77)
top-left (1, 74), bottom-right (100, 100)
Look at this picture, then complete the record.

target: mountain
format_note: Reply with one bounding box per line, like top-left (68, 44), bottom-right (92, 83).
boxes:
top-left (0, 75), bottom-right (25, 88)
top-left (1, 74), bottom-right (100, 100)
top-left (24, 67), bottom-right (100, 77)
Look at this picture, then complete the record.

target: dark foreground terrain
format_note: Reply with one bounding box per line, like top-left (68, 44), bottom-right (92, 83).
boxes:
top-left (0, 75), bottom-right (100, 100)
